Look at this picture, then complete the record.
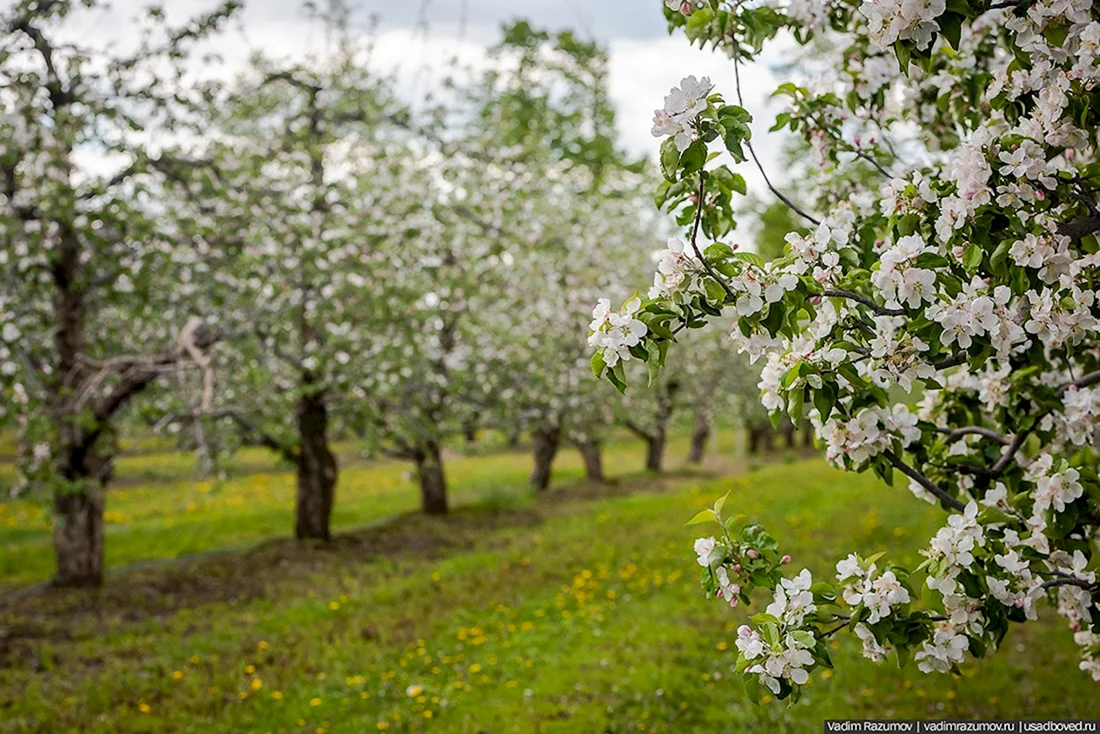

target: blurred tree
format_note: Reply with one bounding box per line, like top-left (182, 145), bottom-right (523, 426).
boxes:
top-left (0, 0), bottom-right (241, 585)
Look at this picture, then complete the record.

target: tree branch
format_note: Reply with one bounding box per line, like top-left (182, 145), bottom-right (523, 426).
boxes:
top-left (621, 419), bottom-right (655, 443)
top-left (227, 412), bottom-right (301, 465)
top-left (1057, 215), bottom-right (1100, 240)
top-left (933, 426), bottom-right (1011, 446)
top-left (822, 290), bottom-right (905, 317)
top-left (1040, 576), bottom-right (1098, 592)
top-left (884, 450), bottom-right (967, 512)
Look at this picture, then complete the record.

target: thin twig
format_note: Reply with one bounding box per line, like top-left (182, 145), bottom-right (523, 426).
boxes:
top-left (687, 176), bottom-right (736, 301)
top-left (732, 55), bottom-right (820, 227)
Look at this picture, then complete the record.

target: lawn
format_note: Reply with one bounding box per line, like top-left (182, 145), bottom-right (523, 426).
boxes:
top-left (0, 442), bottom-right (1093, 733)
top-left (0, 430), bottom-right (742, 590)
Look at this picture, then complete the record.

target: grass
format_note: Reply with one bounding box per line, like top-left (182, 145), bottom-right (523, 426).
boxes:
top-left (0, 443), bottom-right (1094, 733)
top-left (0, 429), bottom-right (743, 590)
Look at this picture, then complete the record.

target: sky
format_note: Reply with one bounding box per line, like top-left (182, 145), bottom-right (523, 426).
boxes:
top-left (58, 0), bottom-right (791, 189)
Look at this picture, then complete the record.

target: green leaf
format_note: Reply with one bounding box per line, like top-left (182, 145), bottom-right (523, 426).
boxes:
top-left (680, 140), bottom-right (707, 175)
top-left (703, 277), bottom-right (728, 303)
top-left (685, 509), bottom-right (718, 526)
top-left (940, 12), bottom-right (963, 50)
top-left (962, 243), bottom-right (983, 273)
top-left (590, 350), bottom-right (606, 378)
top-left (714, 490), bottom-right (731, 517)
top-left (813, 383), bottom-right (837, 422)
top-left (659, 137), bottom-right (681, 182)
top-left (989, 239), bottom-right (1011, 276)
top-left (743, 673), bottom-right (761, 705)
top-left (787, 387), bottom-right (805, 423)
top-left (647, 356), bottom-right (661, 387)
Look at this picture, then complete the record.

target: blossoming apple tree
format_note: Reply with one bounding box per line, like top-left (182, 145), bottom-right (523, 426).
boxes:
top-left (591, 0), bottom-right (1100, 699)
top-left (0, 0), bottom-right (241, 585)
top-left (175, 43), bottom-right (404, 540)
top-left (469, 24), bottom-right (667, 489)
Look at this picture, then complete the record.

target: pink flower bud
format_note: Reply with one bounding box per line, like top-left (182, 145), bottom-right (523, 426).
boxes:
top-left (747, 549), bottom-right (759, 560)
top-left (732, 563), bottom-right (741, 573)
top-left (1015, 598), bottom-right (1024, 608)
top-left (781, 555), bottom-right (791, 564)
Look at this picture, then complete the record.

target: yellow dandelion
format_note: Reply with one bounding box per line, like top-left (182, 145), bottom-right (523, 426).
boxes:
top-left (376, 723), bottom-right (390, 731)
top-left (251, 678), bottom-right (263, 691)
top-left (406, 684), bottom-right (424, 698)
top-left (244, 665), bottom-right (256, 674)
top-left (258, 640), bottom-right (269, 651)
top-left (468, 663), bottom-right (482, 673)
top-left (423, 711), bottom-right (433, 719)
top-left (172, 670), bottom-right (184, 681)
top-left (310, 697), bottom-right (322, 707)
top-left (138, 703), bottom-right (151, 714)
top-left (272, 691), bottom-right (283, 700)
top-left (329, 601), bottom-right (340, 611)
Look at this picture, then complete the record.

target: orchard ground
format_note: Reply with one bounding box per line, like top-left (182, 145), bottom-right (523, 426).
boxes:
top-left (0, 435), bottom-right (1093, 732)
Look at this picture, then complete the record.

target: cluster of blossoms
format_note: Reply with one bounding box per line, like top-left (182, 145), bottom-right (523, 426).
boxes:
top-left (860, 0), bottom-right (945, 51)
top-left (816, 404), bottom-right (921, 467)
top-left (592, 0), bottom-right (1100, 701)
top-left (649, 237), bottom-right (698, 299)
top-left (587, 298), bottom-right (647, 368)
top-left (650, 75), bottom-right (714, 153)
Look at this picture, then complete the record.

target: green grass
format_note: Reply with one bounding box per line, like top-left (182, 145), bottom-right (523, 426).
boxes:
top-left (0, 453), bottom-right (1093, 733)
top-left (0, 430), bottom-right (744, 590)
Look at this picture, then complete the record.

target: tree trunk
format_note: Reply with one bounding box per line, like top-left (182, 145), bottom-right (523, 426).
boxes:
top-left (748, 423), bottom-right (774, 455)
top-left (577, 440), bottom-right (604, 482)
top-left (645, 434), bottom-right (666, 472)
top-left (462, 420), bottom-right (478, 447)
top-left (51, 221), bottom-right (109, 587)
top-left (688, 409), bottom-right (711, 464)
top-left (646, 380), bottom-right (679, 472)
top-left (295, 387), bottom-right (337, 541)
top-left (781, 418), bottom-right (796, 449)
top-left (52, 482), bottom-right (105, 586)
top-left (529, 425), bottom-right (561, 491)
top-left (416, 440), bottom-right (448, 515)
top-left (507, 425), bottom-right (522, 450)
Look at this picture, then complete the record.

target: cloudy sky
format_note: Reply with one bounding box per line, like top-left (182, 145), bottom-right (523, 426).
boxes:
top-left (61, 0), bottom-right (791, 187)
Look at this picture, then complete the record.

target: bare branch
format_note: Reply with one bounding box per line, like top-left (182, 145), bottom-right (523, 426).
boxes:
top-left (1040, 576), bottom-right (1098, 592)
top-left (933, 426), bottom-right (1011, 446)
top-left (884, 450), bottom-right (967, 512)
top-left (822, 290), bottom-right (905, 317)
